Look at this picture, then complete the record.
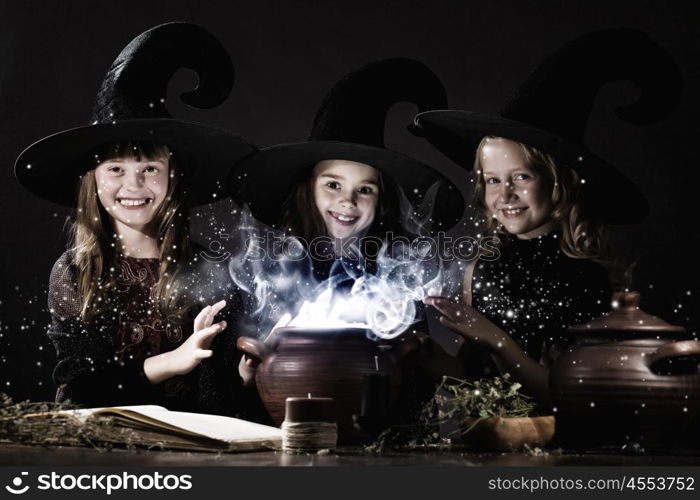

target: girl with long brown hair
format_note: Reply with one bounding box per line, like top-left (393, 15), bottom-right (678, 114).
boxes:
top-left (15, 23), bottom-right (256, 408)
top-left (230, 58), bottom-right (464, 422)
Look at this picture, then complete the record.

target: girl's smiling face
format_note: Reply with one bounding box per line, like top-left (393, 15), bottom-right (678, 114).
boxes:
top-left (312, 159), bottom-right (379, 239)
top-left (480, 137), bottom-right (555, 239)
top-left (94, 155), bottom-right (170, 235)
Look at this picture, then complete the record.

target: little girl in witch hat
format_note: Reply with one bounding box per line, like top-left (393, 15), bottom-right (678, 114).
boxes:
top-left (230, 57), bottom-right (463, 302)
top-left (230, 57), bottom-right (464, 246)
top-left (15, 23), bottom-right (256, 409)
top-left (412, 29), bottom-right (681, 407)
top-left (228, 58), bottom-right (464, 409)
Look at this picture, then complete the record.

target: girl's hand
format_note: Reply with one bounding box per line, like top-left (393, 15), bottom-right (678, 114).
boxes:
top-left (238, 355), bottom-right (258, 387)
top-left (144, 300), bottom-right (227, 384)
top-left (425, 296), bottom-right (554, 408)
top-left (423, 296), bottom-right (510, 352)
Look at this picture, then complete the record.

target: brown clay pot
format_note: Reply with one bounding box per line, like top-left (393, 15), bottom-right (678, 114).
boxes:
top-left (237, 327), bottom-right (404, 442)
top-left (550, 291), bottom-right (700, 451)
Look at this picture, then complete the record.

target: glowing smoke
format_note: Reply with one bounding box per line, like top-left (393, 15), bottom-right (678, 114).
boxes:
top-left (227, 184), bottom-right (452, 340)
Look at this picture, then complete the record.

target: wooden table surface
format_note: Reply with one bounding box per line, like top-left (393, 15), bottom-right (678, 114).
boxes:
top-left (1, 443), bottom-right (698, 466)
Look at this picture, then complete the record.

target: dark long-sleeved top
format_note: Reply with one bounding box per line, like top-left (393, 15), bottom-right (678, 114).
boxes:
top-left (466, 231), bottom-right (611, 376)
top-left (47, 250), bottom-right (263, 419)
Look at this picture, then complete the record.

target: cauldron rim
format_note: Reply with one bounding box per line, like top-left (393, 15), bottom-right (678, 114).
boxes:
top-left (273, 326), bottom-right (372, 336)
top-left (266, 326), bottom-right (400, 348)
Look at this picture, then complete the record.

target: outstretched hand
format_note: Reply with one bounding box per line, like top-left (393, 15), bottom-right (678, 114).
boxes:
top-left (144, 300), bottom-right (227, 384)
top-left (424, 296), bottom-right (554, 408)
top-left (174, 299), bottom-right (228, 373)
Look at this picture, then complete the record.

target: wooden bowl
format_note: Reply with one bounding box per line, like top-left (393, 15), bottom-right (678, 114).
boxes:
top-left (458, 415), bottom-right (555, 451)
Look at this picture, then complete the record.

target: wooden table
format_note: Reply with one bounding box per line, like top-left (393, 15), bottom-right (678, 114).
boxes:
top-left (1, 443), bottom-right (698, 466)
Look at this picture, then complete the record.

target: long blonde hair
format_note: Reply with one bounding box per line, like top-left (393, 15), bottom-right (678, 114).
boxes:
top-left (70, 141), bottom-right (192, 324)
top-left (473, 136), bottom-right (614, 272)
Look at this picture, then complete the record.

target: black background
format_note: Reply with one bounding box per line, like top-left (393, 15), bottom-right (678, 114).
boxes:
top-left (0, 0), bottom-right (697, 402)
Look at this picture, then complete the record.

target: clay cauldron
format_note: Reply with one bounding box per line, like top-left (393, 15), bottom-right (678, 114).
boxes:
top-left (550, 291), bottom-right (700, 451)
top-left (237, 327), bottom-right (403, 442)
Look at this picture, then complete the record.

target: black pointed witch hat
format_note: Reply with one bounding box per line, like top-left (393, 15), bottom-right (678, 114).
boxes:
top-left (228, 57), bottom-right (465, 231)
top-left (15, 22), bottom-right (256, 207)
top-left (411, 28), bottom-right (682, 224)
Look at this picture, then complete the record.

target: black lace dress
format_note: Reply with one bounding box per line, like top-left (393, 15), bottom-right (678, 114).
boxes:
top-left (47, 250), bottom-right (258, 417)
top-left (465, 231), bottom-right (612, 377)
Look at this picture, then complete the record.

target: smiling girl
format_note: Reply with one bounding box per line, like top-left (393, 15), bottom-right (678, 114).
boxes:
top-left (92, 147), bottom-right (170, 259)
top-left (479, 137), bottom-right (556, 240)
top-left (231, 58), bottom-right (461, 282)
top-left (413, 29), bottom-right (681, 407)
top-left (297, 159), bottom-right (380, 242)
top-left (15, 24), bottom-right (255, 408)
top-left (230, 59), bottom-right (463, 407)
top-left (48, 143), bottom-right (232, 405)
top-left (422, 135), bottom-right (614, 406)
top-left (280, 158), bottom-right (403, 268)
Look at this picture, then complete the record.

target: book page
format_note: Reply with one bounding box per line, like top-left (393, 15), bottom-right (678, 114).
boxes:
top-left (61, 405), bottom-right (167, 423)
top-left (60, 406), bottom-right (282, 445)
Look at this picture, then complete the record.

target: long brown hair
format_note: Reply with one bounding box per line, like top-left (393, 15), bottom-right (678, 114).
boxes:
top-left (71, 141), bottom-right (192, 324)
top-left (473, 136), bottom-right (615, 273)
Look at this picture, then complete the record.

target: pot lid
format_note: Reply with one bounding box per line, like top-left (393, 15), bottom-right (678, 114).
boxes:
top-left (569, 291), bottom-right (685, 334)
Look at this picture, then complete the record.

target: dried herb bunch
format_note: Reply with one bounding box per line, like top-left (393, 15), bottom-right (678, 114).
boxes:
top-left (0, 393), bottom-right (140, 451)
top-left (434, 374), bottom-right (535, 421)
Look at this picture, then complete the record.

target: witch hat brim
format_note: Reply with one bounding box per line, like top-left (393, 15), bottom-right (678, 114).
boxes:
top-left (230, 140), bottom-right (464, 230)
top-left (229, 58), bottom-right (465, 232)
top-left (411, 28), bottom-right (684, 225)
top-left (414, 109), bottom-right (649, 224)
top-left (15, 118), bottom-right (256, 207)
top-left (15, 22), bottom-right (257, 208)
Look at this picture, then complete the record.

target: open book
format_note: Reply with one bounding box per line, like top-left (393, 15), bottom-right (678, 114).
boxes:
top-left (52, 406), bottom-right (282, 452)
